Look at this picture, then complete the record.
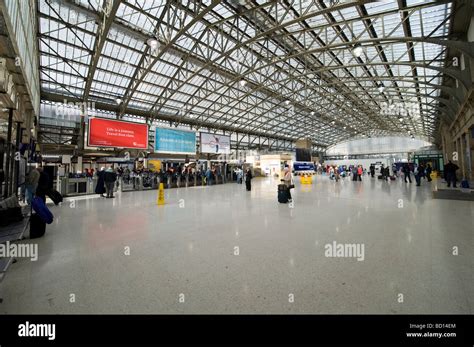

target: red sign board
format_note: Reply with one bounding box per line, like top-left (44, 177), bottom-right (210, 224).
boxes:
top-left (88, 118), bottom-right (148, 149)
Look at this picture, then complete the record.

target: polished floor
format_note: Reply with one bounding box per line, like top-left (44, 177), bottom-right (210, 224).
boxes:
top-left (1, 174), bottom-right (473, 314)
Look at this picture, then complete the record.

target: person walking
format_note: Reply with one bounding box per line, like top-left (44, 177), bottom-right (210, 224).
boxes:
top-left (415, 163), bottom-right (424, 186)
top-left (357, 165), bottom-right (363, 181)
top-left (402, 163), bottom-right (412, 183)
top-left (237, 168), bottom-right (243, 184)
top-left (369, 164), bottom-right (375, 178)
top-left (245, 167), bottom-right (252, 191)
top-left (283, 167), bottom-right (293, 201)
top-left (104, 167), bottom-right (117, 198)
top-left (95, 167), bottom-right (106, 197)
top-left (444, 160), bottom-right (459, 188)
top-left (351, 166), bottom-right (358, 181)
top-left (426, 164), bottom-right (432, 182)
top-left (35, 167), bottom-right (50, 203)
top-left (380, 164), bottom-right (386, 180)
top-left (25, 167), bottom-right (40, 205)
top-left (205, 167), bottom-right (212, 186)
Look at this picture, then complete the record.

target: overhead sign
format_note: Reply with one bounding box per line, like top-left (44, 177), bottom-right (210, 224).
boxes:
top-left (200, 133), bottom-right (231, 154)
top-left (88, 118), bottom-right (148, 149)
top-left (293, 163), bottom-right (315, 171)
top-left (154, 128), bottom-right (196, 154)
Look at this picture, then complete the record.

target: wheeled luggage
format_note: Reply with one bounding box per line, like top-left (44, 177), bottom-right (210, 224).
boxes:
top-left (30, 213), bottom-right (46, 238)
top-left (47, 189), bottom-right (63, 205)
top-left (278, 190), bottom-right (289, 203)
top-left (32, 196), bottom-right (54, 224)
top-left (377, 175), bottom-right (383, 180)
top-left (389, 176), bottom-right (396, 181)
top-left (278, 184), bottom-right (289, 203)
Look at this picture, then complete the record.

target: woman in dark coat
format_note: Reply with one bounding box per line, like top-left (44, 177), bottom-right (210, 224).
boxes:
top-left (245, 168), bottom-right (252, 191)
top-left (95, 167), bottom-right (106, 197)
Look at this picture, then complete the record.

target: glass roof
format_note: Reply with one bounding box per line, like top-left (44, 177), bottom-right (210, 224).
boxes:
top-left (37, 0), bottom-right (454, 146)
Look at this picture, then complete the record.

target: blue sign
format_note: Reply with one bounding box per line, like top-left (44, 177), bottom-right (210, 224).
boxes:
top-left (293, 162), bottom-right (315, 171)
top-left (155, 128), bottom-right (196, 154)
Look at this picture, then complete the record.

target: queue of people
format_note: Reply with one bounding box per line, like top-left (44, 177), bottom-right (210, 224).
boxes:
top-left (321, 162), bottom-right (449, 188)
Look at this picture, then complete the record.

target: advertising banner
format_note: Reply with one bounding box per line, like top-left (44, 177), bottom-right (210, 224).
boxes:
top-left (200, 133), bottom-right (231, 154)
top-left (88, 118), bottom-right (148, 149)
top-left (154, 128), bottom-right (196, 154)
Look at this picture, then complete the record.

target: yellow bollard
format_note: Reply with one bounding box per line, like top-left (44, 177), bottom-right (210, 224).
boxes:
top-left (157, 183), bottom-right (165, 205)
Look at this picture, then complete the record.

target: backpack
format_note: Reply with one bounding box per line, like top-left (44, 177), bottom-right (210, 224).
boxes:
top-left (32, 197), bottom-right (54, 224)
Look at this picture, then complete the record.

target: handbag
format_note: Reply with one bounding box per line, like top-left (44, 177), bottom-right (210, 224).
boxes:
top-left (289, 176), bottom-right (295, 189)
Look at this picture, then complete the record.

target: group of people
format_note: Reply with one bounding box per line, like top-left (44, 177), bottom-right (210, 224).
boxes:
top-left (323, 162), bottom-right (442, 187)
top-left (325, 164), bottom-right (366, 182)
top-left (398, 162), bottom-right (433, 186)
top-left (232, 167), bottom-right (253, 191)
top-left (94, 167), bottom-right (118, 198)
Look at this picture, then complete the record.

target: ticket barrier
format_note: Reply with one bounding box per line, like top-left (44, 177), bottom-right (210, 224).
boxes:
top-left (59, 177), bottom-right (96, 196)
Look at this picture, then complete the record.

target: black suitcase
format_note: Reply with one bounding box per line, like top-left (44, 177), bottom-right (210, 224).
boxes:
top-left (278, 188), bottom-right (289, 203)
top-left (47, 189), bottom-right (63, 205)
top-left (30, 213), bottom-right (46, 239)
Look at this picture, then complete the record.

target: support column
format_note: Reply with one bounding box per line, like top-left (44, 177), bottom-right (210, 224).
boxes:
top-left (78, 104), bottom-right (86, 151)
top-left (3, 109), bottom-right (13, 198)
top-left (14, 122), bottom-right (21, 196)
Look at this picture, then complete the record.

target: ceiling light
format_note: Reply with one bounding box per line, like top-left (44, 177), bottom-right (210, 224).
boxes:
top-left (399, 117), bottom-right (403, 122)
top-left (285, 100), bottom-right (290, 105)
top-left (311, 111), bottom-right (315, 116)
top-left (115, 98), bottom-right (122, 105)
top-left (377, 84), bottom-right (385, 93)
top-left (239, 79), bottom-right (247, 87)
top-left (146, 38), bottom-right (159, 49)
top-left (343, 126), bottom-right (346, 129)
top-left (352, 44), bottom-right (363, 58)
top-left (331, 121), bottom-right (335, 125)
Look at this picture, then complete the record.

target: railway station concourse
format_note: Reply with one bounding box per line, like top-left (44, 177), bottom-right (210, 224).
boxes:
top-left (0, 0), bottom-right (473, 317)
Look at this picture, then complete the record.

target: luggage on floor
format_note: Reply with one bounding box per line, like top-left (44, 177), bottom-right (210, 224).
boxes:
top-left (389, 176), bottom-right (396, 181)
top-left (278, 184), bottom-right (290, 203)
top-left (31, 196), bottom-right (54, 224)
top-left (46, 189), bottom-right (63, 205)
top-left (30, 213), bottom-right (46, 239)
top-left (461, 179), bottom-right (470, 189)
top-left (377, 175), bottom-right (383, 180)
top-left (278, 189), bottom-right (289, 203)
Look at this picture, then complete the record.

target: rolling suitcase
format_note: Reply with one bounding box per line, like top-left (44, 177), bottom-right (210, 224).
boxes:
top-left (278, 184), bottom-right (289, 203)
top-left (389, 176), bottom-right (396, 181)
top-left (47, 189), bottom-right (63, 205)
top-left (30, 213), bottom-right (46, 239)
